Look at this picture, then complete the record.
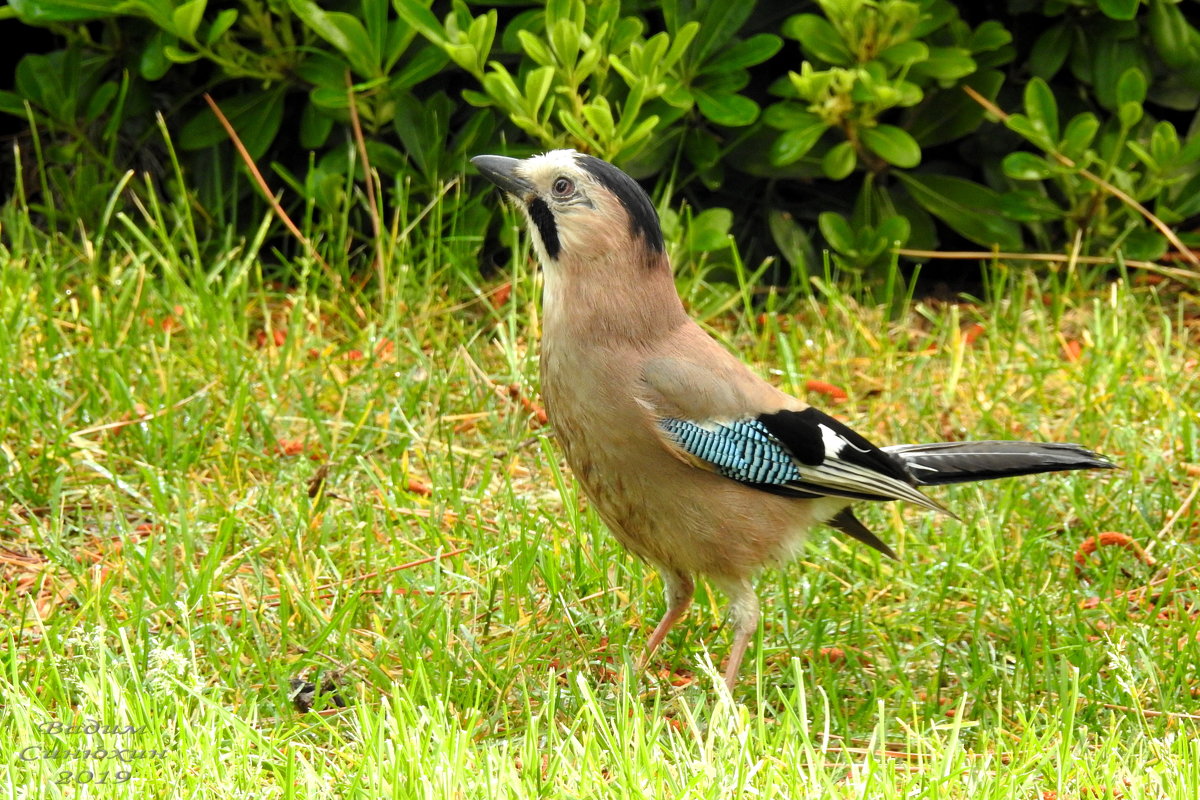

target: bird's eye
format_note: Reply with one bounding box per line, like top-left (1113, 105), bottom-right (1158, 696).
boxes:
top-left (552, 177), bottom-right (574, 197)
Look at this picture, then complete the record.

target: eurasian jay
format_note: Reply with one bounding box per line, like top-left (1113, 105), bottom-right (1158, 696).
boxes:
top-left (471, 149), bottom-right (1114, 691)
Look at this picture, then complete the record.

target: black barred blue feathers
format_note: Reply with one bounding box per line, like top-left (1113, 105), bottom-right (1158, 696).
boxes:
top-left (657, 417), bottom-right (815, 493)
top-left (658, 407), bottom-right (945, 512)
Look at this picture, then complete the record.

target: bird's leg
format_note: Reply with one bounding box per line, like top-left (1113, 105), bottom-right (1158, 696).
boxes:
top-left (636, 570), bottom-right (694, 675)
top-left (718, 579), bottom-right (760, 693)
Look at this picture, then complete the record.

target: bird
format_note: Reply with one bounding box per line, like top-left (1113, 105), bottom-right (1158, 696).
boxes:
top-left (470, 149), bottom-right (1114, 692)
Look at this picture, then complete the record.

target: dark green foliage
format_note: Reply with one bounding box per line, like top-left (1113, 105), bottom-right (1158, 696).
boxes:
top-left (2, 0), bottom-right (1199, 279)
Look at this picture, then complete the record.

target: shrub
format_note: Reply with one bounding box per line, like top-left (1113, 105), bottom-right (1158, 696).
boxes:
top-left (1, 0), bottom-right (1198, 280)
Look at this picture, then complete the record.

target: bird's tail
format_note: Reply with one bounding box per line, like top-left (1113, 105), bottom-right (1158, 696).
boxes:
top-left (883, 441), bottom-right (1115, 486)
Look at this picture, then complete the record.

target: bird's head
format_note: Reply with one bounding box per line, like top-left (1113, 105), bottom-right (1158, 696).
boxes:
top-left (471, 150), bottom-right (664, 270)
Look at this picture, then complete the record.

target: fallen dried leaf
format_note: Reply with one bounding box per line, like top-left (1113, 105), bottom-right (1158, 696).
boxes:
top-left (1074, 531), bottom-right (1155, 580)
top-left (271, 440), bottom-right (306, 457)
top-left (806, 380), bottom-right (848, 402)
top-left (506, 383), bottom-right (548, 427)
top-left (406, 478), bottom-right (432, 496)
top-left (254, 329), bottom-right (287, 348)
top-left (489, 282), bottom-right (512, 309)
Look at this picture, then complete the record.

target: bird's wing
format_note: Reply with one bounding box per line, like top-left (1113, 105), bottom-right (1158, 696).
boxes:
top-left (638, 356), bottom-right (946, 512)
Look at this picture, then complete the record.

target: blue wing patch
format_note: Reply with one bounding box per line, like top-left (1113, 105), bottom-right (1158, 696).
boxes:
top-left (656, 414), bottom-right (945, 511)
top-left (658, 417), bottom-right (803, 486)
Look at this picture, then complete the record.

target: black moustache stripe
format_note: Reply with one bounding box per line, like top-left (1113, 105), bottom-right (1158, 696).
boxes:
top-left (527, 198), bottom-right (561, 259)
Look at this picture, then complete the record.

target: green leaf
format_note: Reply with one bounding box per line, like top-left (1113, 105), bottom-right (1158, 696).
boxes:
top-left (481, 68), bottom-right (523, 111)
top-left (767, 208), bottom-right (817, 270)
top-left (299, 100), bottom-right (334, 149)
top-left (818, 212), bottom-right (855, 254)
top-left (1059, 113), bottom-right (1099, 161)
top-left (0, 90), bottom-right (28, 118)
top-left (464, 11), bottom-right (497, 74)
top-left (998, 190), bottom-right (1064, 222)
top-left (581, 99), bottom-right (615, 141)
top-left (205, 8), bottom-right (239, 46)
top-left (163, 44), bottom-right (203, 64)
top-left (912, 1), bottom-right (955, 37)
top-left (686, 207), bottom-right (733, 252)
top-left (821, 140), bottom-right (856, 179)
top-left (1149, 120), bottom-right (1180, 166)
top-left (694, 89), bottom-right (758, 127)
top-left (1023, 77), bottom-right (1059, 144)
top-left (1098, 0), bottom-right (1140, 21)
top-left (970, 21), bottom-right (1012, 53)
top-left (782, 14), bottom-right (852, 65)
top-left (393, 0), bottom-right (450, 48)
top-left (662, 21), bottom-right (700, 70)
top-left (289, 0), bottom-right (350, 51)
top-left (763, 103), bottom-right (816, 130)
top-left (1005, 113), bottom-right (1052, 149)
top-left (1119, 100), bottom-right (1143, 128)
top-left (1002, 152), bottom-right (1055, 180)
top-left (1116, 67), bottom-right (1147, 106)
top-left (895, 172), bottom-right (1023, 249)
top-left (705, 33), bottom-right (782, 72)
top-left (888, 185), bottom-right (937, 251)
top-left (1092, 35), bottom-right (1142, 110)
top-left (662, 83), bottom-right (693, 109)
top-left (84, 81), bottom-right (117, 121)
top-left (876, 215), bottom-right (911, 247)
top-left (909, 47), bottom-right (976, 82)
top-left (768, 117), bottom-right (829, 165)
top-left (859, 125), bottom-right (921, 168)
top-left (172, 0), bottom-right (206, 40)
top-left (1120, 227), bottom-right (1168, 260)
top-left (517, 30), bottom-right (554, 66)
top-left (389, 44), bottom-right (449, 93)
top-left (1029, 24), bottom-right (1071, 79)
top-left (9, 0), bottom-right (122, 23)
top-left (878, 40), bottom-right (928, 67)
top-left (686, 2), bottom-right (753, 62)
top-left (140, 30), bottom-right (173, 81)
top-left (1125, 141), bottom-right (1158, 171)
top-left (179, 89), bottom-right (286, 159)
top-left (289, 1), bottom-right (380, 77)
top-left (548, 16), bottom-right (581, 65)
top-left (523, 66), bottom-right (555, 117)
top-left (908, 69), bottom-right (1003, 147)
top-left (1147, 0), bottom-right (1200, 69)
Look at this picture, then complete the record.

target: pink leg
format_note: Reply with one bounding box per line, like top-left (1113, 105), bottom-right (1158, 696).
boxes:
top-left (717, 579), bottom-right (760, 692)
top-left (636, 570), bottom-right (694, 673)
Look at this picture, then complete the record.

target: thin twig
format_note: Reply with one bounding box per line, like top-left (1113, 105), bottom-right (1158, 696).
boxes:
top-left (962, 85), bottom-right (1200, 270)
top-left (202, 93), bottom-right (367, 321)
top-left (344, 70), bottom-right (382, 280)
top-left (1098, 702), bottom-right (1200, 722)
top-left (213, 547), bottom-right (470, 611)
top-left (70, 381), bottom-right (216, 438)
top-left (1156, 479), bottom-right (1200, 540)
top-left (897, 249), bottom-right (1200, 281)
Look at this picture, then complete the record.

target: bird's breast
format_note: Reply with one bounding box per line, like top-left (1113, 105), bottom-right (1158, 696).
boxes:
top-left (537, 337), bottom-right (834, 579)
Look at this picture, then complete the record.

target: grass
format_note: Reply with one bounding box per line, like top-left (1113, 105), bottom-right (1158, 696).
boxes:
top-left (1, 170), bottom-right (1198, 798)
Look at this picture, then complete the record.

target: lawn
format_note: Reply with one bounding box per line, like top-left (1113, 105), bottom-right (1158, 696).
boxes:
top-left (1, 183), bottom-right (1198, 798)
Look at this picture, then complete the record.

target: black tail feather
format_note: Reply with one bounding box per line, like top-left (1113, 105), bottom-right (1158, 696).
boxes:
top-left (883, 441), bottom-right (1115, 486)
top-left (828, 508), bottom-right (898, 560)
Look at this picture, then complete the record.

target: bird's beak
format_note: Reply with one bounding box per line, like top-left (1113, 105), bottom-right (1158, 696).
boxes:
top-left (471, 155), bottom-right (534, 199)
